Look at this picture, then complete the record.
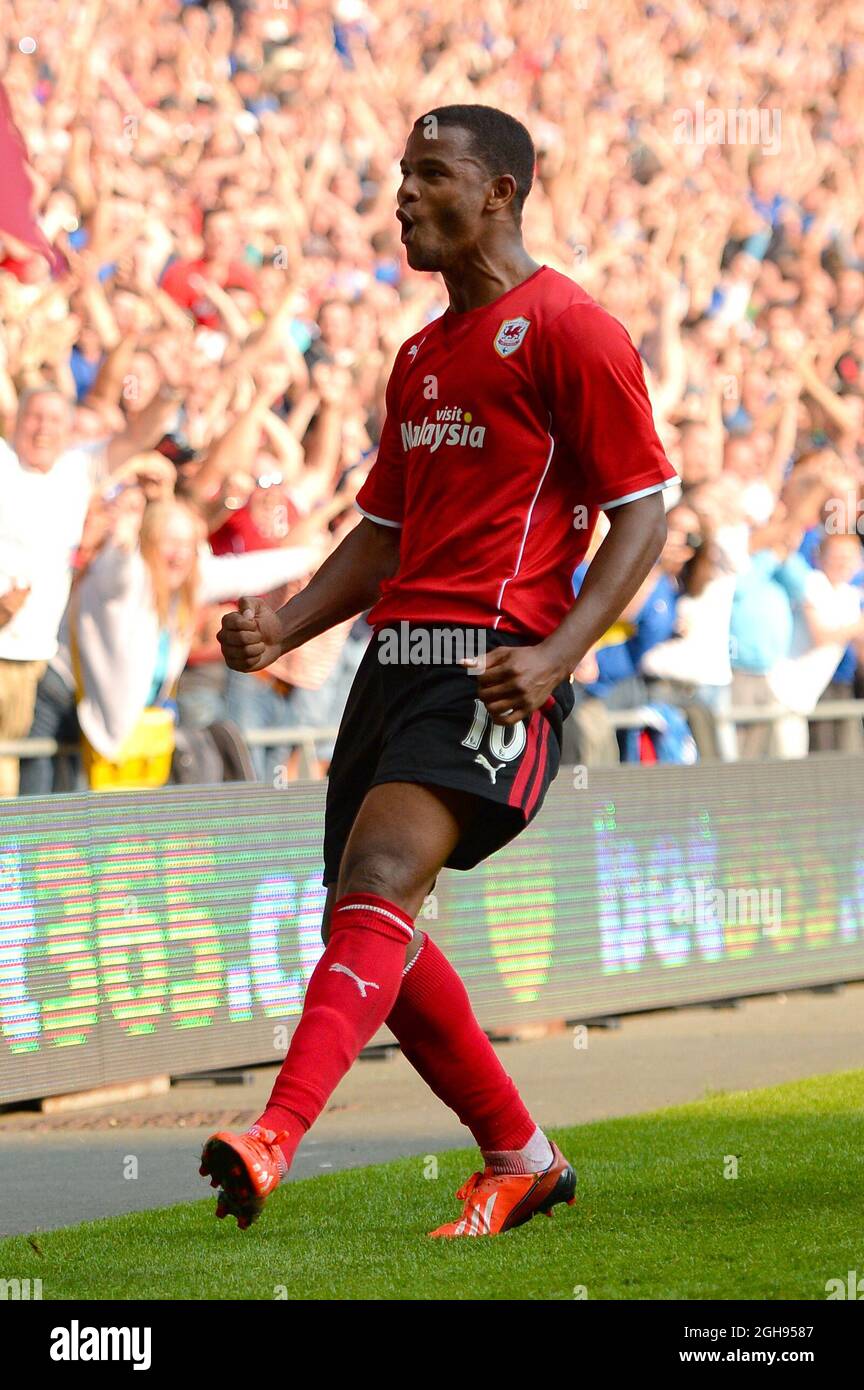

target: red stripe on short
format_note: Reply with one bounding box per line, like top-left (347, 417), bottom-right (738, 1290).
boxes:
top-left (523, 717), bottom-right (551, 819)
top-left (509, 710), bottom-right (542, 810)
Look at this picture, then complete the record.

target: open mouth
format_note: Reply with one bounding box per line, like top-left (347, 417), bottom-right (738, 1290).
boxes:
top-left (397, 210), bottom-right (417, 243)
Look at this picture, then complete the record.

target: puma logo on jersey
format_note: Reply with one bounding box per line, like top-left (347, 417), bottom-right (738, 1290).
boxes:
top-left (329, 962), bottom-right (380, 998)
top-left (407, 336), bottom-right (427, 361)
top-left (474, 753), bottom-right (506, 784)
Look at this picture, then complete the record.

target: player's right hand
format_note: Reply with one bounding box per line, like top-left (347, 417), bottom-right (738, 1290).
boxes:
top-left (218, 596), bottom-right (284, 673)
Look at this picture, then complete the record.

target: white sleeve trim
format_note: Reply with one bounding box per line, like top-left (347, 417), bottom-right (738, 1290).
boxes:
top-left (356, 505), bottom-right (403, 529)
top-left (599, 478), bottom-right (678, 511)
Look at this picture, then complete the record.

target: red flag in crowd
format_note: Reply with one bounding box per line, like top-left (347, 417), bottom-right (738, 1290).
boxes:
top-left (0, 80), bottom-right (59, 268)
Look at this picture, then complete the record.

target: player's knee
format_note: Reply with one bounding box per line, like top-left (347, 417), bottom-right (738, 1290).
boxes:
top-left (338, 849), bottom-right (417, 907)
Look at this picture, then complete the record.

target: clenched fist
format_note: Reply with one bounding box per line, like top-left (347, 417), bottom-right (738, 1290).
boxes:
top-left (218, 596), bottom-right (285, 673)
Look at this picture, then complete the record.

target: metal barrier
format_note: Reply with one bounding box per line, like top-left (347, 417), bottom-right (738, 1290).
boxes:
top-left (0, 726), bottom-right (337, 780)
top-left (609, 700), bottom-right (864, 753)
top-left (1, 701), bottom-right (863, 778)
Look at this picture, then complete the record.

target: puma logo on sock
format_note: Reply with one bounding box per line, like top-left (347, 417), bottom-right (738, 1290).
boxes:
top-left (329, 962), bottom-right (380, 998)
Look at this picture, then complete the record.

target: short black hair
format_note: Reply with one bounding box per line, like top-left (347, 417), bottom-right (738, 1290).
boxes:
top-left (413, 105), bottom-right (535, 222)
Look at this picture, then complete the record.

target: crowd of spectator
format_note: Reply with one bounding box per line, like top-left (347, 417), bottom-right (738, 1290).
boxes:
top-left (1, 0), bottom-right (864, 795)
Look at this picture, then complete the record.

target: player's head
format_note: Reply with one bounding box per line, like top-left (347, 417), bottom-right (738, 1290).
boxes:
top-left (397, 105), bottom-right (535, 271)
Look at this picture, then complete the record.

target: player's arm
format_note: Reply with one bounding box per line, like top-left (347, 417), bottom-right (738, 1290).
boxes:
top-left (541, 491), bottom-right (667, 675)
top-left (217, 517), bottom-right (400, 672)
top-left (467, 494), bottom-right (667, 724)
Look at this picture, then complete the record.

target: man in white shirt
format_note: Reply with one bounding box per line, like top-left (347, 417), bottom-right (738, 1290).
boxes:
top-left (0, 384), bottom-right (177, 795)
top-left (0, 389), bottom-right (104, 793)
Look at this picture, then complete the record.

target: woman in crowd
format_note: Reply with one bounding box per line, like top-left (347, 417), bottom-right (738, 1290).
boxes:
top-left (640, 483), bottom-right (750, 759)
top-left (22, 489), bottom-right (321, 788)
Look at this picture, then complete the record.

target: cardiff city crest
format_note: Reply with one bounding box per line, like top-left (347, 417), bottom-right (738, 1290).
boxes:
top-left (493, 316), bottom-right (531, 358)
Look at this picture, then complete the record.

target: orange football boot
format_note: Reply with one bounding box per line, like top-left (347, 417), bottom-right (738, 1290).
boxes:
top-left (428, 1141), bottom-right (576, 1237)
top-left (199, 1128), bottom-right (288, 1230)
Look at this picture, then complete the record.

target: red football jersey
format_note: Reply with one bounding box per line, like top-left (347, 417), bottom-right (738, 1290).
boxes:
top-left (356, 265), bottom-right (677, 639)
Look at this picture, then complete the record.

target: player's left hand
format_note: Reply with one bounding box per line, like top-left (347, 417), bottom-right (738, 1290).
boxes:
top-left (459, 645), bottom-right (563, 726)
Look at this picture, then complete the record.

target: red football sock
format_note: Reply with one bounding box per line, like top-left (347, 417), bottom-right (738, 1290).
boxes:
top-left (255, 892), bottom-right (413, 1169)
top-left (385, 933), bottom-right (536, 1152)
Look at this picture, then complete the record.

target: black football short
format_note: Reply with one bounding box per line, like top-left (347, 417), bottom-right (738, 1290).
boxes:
top-left (322, 623), bottom-right (575, 886)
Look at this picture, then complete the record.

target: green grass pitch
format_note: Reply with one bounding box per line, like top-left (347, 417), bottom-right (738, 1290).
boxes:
top-left (2, 1069), bottom-right (861, 1300)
